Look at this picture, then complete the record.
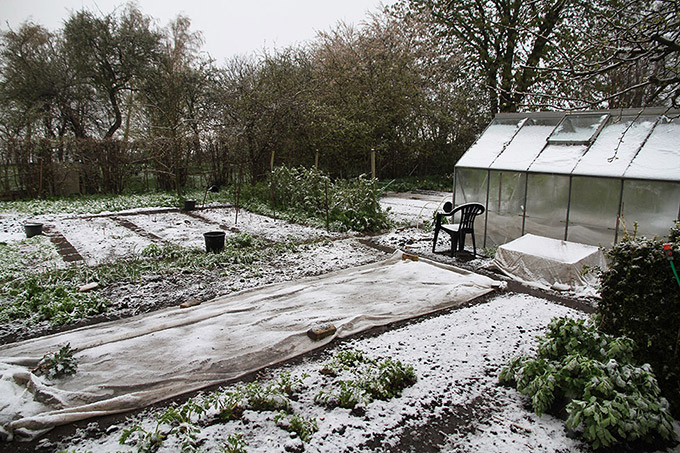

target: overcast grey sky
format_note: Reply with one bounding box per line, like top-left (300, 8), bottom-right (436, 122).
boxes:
top-left (1, 0), bottom-right (396, 63)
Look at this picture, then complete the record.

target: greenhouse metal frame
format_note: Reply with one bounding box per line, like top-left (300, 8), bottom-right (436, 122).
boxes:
top-left (453, 108), bottom-right (680, 248)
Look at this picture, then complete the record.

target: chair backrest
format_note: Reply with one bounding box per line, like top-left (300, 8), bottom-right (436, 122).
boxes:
top-left (452, 202), bottom-right (485, 231)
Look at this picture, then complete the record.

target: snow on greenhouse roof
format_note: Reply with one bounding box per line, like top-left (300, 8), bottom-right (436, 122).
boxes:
top-left (456, 108), bottom-right (680, 182)
top-left (455, 118), bottom-right (524, 168)
top-left (624, 116), bottom-right (680, 181)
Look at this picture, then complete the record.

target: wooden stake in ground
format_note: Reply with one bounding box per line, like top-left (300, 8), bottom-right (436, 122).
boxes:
top-left (235, 164), bottom-right (243, 225)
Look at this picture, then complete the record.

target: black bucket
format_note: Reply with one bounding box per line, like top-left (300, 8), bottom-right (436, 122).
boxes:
top-left (183, 199), bottom-right (196, 211)
top-left (24, 223), bottom-right (43, 238)
top-left (204, 231), bottom-right (226, 253)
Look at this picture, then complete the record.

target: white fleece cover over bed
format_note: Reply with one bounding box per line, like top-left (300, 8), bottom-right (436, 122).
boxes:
top-left (493, 234), bottom-right (607, 295)
top-left (0, 252), bottom-right (496, 439)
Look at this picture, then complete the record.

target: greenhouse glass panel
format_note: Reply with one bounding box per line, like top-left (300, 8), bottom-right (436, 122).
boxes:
top-left (486, 171), bottom-right (526, 247)
top-left (548, 114), bottom-right (608, 144)
top-left (529, 144), bottom-right (588, 174)
top-left (620, 180), bottom-right (680, 239)
top-left (455, 118), bottom-right (524, 169)
top-left (454, 167), bottom-right (488, 244)
top-left (572, 115), bottom-right (656, 178)
top-left (525, 174), bottom-right (570, 240)
top-left (625, 116), bottom-right (680, 181)
top-left (567, 176), bottom-right (620, 246)
top-left (490, 117), bottom-right (560, 171)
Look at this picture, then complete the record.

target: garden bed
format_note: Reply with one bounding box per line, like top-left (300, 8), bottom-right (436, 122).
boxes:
top-left (0, 192), bottom-right (678, 452)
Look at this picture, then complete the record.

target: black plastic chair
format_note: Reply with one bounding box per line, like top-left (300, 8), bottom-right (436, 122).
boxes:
top-left (432, 202), bottom-right (485, 257)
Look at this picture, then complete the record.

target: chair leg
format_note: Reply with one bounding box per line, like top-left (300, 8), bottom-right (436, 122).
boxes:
top-left (471, 232), bottom-right (477, 258)
top-left (432, 228), bottom-right (439, 253)
top-left (450, 233), bottom-right (458, 257)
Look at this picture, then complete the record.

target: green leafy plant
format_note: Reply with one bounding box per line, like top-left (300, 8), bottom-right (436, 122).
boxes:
top-left (499, 317), bottom-right (677, 449)
top-left (220, 433), bottom-right (247, 453)
top-left (275, 371), bottom-right (308, 396)
top-left (315, 350), bottom-right (417, 409)
top-left (119, 423), bottom-right (165, 453)
top-left (319, 349), bottom-right (368, 376)
top-left (206, 390), bottom-right (245, 421)
top-left (236, 166), bottom-right (391, 233)
top-left (0, 275), bottom-right (109, 326)
top-left (274, 411), bottom-right (318, 442)
top-left (240, 380), bottom-right (291, 412)
top-left (32, 343), bottom-right (78, 379)
top-left (315, 379), bottom-right (371, 409)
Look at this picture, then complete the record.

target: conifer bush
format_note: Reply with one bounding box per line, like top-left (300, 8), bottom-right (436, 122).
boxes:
top-left (598, 221), bottom-right (680, 416)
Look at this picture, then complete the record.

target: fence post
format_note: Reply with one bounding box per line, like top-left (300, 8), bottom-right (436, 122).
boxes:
top-left (325, 178), bottom-right (330, 231)
top-left (235, 163), bottom-right (243, 225)
top-left (371, 148), bottom-right (376, 180)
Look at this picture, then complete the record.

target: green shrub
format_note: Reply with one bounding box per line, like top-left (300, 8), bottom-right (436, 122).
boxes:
top-left (236, 166), bottom-right (390, 233)
top-left (598, 221), bottom-right (680, 416)
top-left (499, 317), bottom-right (676, 449)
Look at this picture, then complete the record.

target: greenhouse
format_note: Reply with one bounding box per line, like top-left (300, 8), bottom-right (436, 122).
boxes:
top-left (453, 108), bottom-right (680, 248)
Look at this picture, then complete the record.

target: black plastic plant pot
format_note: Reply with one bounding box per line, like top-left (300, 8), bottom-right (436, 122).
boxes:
top-left (24, 222), bottom-right (43, 238)
top-left (183, 199), bottom-right (196, 211)
top-left (204, 231), bottom-right (226, 253)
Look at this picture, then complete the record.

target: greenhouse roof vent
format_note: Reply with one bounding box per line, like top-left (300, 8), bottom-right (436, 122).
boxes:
top-left (547, 113), bottom-right (609, 145)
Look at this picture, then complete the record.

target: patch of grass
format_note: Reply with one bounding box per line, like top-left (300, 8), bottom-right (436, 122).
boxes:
top-left (2, 190), bottom-right (233, 216)
top-left (0, 237), bottom-right (61, 284)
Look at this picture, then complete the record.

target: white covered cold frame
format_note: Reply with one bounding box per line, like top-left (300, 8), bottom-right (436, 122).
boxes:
top-left (493, 234), bottom-right (607, 295)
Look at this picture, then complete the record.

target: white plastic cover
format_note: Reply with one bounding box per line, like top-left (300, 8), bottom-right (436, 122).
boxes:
top-left (0, 252), bottom-right (496, 439)
top-left (493, 234), bottom-right (607, 294)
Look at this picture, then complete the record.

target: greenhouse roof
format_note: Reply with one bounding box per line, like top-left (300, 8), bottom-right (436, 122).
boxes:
top-left (455, 108), bottom-right (680, 182)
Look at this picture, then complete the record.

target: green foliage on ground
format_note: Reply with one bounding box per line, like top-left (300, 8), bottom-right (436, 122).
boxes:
top-left (234, 166), bottom-right (391, 233)
top-left (119, 370), bottom-right (312, 452)
top-left (598, 221), bottom-right (680, 417)
top-left (378, 175), bottom-right (453, 193)
top-left (0, 273), bottom-right (109, 326)
top-left (33, 343), bottom-right (78, 379)
top-left (315, 349), bottom-right (417, 409)
top-left (0, 233), bottom-right (291, 328)
top-left (117, 351), bottom-right (415, 451)
top-left (0, 191), bottom-right (216, 215)
top-left (499, 317), bottom-right (676, 450)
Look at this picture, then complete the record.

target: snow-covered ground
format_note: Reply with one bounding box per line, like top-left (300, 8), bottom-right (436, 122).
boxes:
top-left (380, 191), bottom-right (451, 226)
top-left (0, 192), bottom-right (678, 451)
top-left (49, 294), bottom-right (595, 452)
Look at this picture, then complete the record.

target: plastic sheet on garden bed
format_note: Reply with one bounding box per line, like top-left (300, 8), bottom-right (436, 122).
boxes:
top-left (0, 251), bottom-right (497, 439)
top-left (493, 234), bottom-right (607, 296)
